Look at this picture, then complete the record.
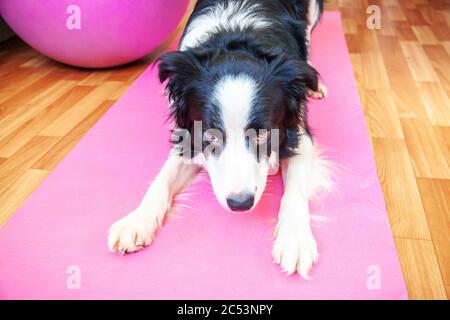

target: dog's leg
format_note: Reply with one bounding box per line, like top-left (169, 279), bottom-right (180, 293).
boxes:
top-left (306, 0), bottom-right (327, 99)
top-left (272, 130), bottom-right (319, 279)
top-left (108, 153), bottom-right (200, 254)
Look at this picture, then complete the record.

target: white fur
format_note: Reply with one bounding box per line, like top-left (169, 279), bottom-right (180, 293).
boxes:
top-left (214, 75), bottom-right (255, 130)
top-left (180, 1), bottom-right (271, 50)
top-left (272, 127), bottom-right (331, 279)
top-left (108, 154), bottom-right (200, 253)
top-left (308, 0), bottom-right (321, 29)
top-left (305, 0), bottom-right (320, 63)
top-left (204, 75), bottom-right (269, 210)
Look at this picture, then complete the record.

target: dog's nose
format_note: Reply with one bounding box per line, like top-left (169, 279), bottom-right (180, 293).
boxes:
top-left (226, 193), bottom-right (255, 212)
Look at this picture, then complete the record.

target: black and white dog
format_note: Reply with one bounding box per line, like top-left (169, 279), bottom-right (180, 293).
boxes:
top-left (108, 0), bottom-right (331, 278)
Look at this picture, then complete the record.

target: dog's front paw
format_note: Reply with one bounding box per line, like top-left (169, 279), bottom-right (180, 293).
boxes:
top-left (307, 82), bottom-right (328, 99)
top-left (107, 209), bottom-right (160, 254)
top-left (272, 222), bottom-right (318, 280)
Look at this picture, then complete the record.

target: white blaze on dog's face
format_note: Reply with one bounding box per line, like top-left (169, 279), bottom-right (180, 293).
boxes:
top-left (203, 75), bottom-right (273, 212)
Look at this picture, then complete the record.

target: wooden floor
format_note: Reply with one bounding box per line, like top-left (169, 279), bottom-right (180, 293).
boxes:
top-left (0, 0), bottom-right (448, 299)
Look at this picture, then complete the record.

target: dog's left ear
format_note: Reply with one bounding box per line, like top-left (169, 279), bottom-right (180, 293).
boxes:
top-left (158, 50), bottom-right (202, 83)
top-left (269, 55), bottom-right (318, 129)
top-left (270, 56), bottom-right (319, 101)
top-left (269, 56), bottom-right (318, 157)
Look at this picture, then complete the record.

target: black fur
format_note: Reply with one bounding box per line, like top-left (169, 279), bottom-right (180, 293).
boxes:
top-left (158, 0), bottom-right (323, 159)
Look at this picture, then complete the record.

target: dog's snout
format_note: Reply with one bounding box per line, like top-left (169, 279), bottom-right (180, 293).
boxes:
top-left (226, 193), bottom-right (255, 212)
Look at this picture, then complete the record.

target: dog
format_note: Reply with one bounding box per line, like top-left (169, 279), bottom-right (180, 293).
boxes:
top-left (108, 0), bottom-right (331, 279)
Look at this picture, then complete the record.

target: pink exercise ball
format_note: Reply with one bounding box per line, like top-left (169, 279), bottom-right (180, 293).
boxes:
top-left (0, 0), bottom-right (189, 68)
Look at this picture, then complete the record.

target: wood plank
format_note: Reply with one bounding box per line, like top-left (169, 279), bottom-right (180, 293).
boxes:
top-left (397, 0), bottom-right (417, 10)
top-left (361, 51), bottom-right (391, 90)
top-left (78, 71), bottom-right (113, 86)
top-left (349, 53), bottom-right (362, 86)
top-left (404, 8), bottom-right (429, 25)
top-left (401, 118), bottom-right (450, 179)
top-left (0, 169), bottom-right (49, 227)
top-left (433, 126), bottom-right (450, 168)
top-left (20, 55), bottom-right (50, 68)
top-left (0, 52), bottom-right (39, 76)
top-left (58, 69), bottom-right (92, 82)
top-left (393, 21), bottom-right (418, 41)
top-left (378, 35), bottom-right (413, 83)
top-left (418, 82), bottom-right (450, 126)
top-left (33, 100), bottom-right (115, 171)
top-left (344, 34), bottom-right (361, 53)
top-left (380, 18), bottom-right (397, 37)
top-left (376, 35), bottom-right (428, 119)
top-left (400, 41), bottom-right (439, 82)
top-left (411, 26), bottom-right (440, 45)
top-left (40, 82), bottom-right (122, 137)
top-left (441, 8), bottom-right (450, 25)
top-left (342, 18), bottom-right (357, 35)
top-left (387, 6), bottom-right (407, 21)
top-left (0, 86), bottom-right (96, 157)
top-left (0, 81), bottom-right (77, 142)
top-left (442, 41), bottom-right (450, 56)
top-left (423, 45), bottom-right (450, 92)
top-left (0, 69), bottom-right (72, 107)
top-left (395, 238), bottom-right (447, 299)
top-left (0, 66), bottom-right (55, 105)
top-left (392, 82), bottom-right (429, 119)
top-left (428, 19), bottom-right (450, 42)
top-left (364, 90), bottom-right (404, 138)
top-left (416, 178), bottom-right (450, 285)
top-left (0, 136), bottom-right (58, 195)
top-left (384, 0), bottom-right (401, 7)
top-left (359, 29), bottom-right (391, 90)
top-left (373, 138), bottom-right (431, 239)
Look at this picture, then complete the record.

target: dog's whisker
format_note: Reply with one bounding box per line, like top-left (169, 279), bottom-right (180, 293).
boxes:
top-left (173, 203), bottom-right (198, 212)
top-left (176, 192), bottom-right (200, 198)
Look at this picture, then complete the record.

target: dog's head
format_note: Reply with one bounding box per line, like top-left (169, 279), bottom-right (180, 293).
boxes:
top-left (158, 46), bottom-right (318, 212)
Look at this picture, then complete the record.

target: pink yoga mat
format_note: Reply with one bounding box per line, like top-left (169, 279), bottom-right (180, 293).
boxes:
top-left (0, 13), bottom-right (408, 299)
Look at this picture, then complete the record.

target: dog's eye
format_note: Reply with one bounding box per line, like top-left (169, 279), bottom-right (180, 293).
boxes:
top-left (247, 130), bottom-right (270, 147)
top-left (204, 131), bottom-right (222, 145)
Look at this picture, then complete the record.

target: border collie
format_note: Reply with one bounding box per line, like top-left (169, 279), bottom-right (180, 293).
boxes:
top-left (108, 0), bottom-right (331, 279)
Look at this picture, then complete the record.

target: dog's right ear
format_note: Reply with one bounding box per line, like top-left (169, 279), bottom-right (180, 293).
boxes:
top-left (158, 50), bottom-right (202, 83)
top-left (157, 51), bottom-right (203, 129)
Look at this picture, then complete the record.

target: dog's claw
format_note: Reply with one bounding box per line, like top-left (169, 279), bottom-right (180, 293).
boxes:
top-left (108, 209), bottom-right (158, 254)
top-left (308, 82), bottom-right (328, 100)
